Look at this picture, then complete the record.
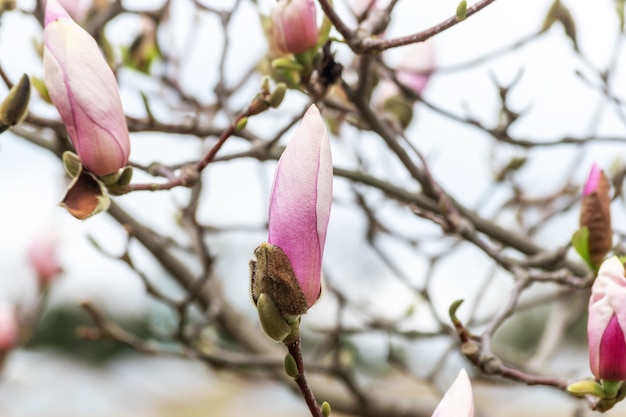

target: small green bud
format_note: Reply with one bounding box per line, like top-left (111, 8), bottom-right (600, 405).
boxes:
top-left (256, 293), bottom-right (292, 342)
top-left (456, 0), bottom-right (467, 20)
top-left (269, 83), bottom-right (287, 108)
top-left (284, 353), bottom-right (299, 378)
top-left (321, 401), bottom-right (331, 417)
top-left (62, 151), bottom-right (82, 178)
top-left (236, 117), bottom-right (248, 131)
top-left (261, 75), bottom-right (271, 95)
top-left (31, 76), bottom-right (51, 104)
top-left (248, 95), bottom-right (270, 116)
top-left (100, 170), bottom-right (122, 186)
top-left (117, 166), bottom-right (133, 187)
top-left (0, 74), bottom-right (30, 132)
top-left (271, 57), bottom-right (305, 72)
top-left (567, 379), bottom-right (605, 398)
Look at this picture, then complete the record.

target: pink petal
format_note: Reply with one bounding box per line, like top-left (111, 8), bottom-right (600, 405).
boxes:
top-left (583, 162), bottom-right (602, 197)
top-left (588, 256), bottom-right (626, 379)
top-left (272, 0), bottom-right (318, 54)
top-left (598, 314), bottom-right (626, 380)
top-left (268, 104), bottom-right (332, 307)
top-left (43, 0), bottom-right (130, 176)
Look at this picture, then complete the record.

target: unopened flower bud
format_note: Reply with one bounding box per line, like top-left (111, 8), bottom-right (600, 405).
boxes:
top-left (269, 83), bottom-right (287, 108)
top-left (28, 233), bottom-right (62, 288)
top-left (588, 257), bottom-right (626, 381)
top-left (284, 352), bottom-right (299, 377)
top-left (256, 293), bottom-right (292, 342)
top-left (580, 163), bottom-right (612, 268)
top-left (0, 74), bottom-right (30, 133)
top-left (44, 0), bottom-right (130, 176)
top-left (271, 0), bottom-right (319, 55)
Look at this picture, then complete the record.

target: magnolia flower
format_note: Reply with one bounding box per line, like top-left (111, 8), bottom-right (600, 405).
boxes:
top-left (43, 0), bottom-right (130, 177)
top-left (395, 40), bottom-right (436, 97)
top-left (580, 162), bottom-right (612, 267)
top-left (267, 104), bottom-right (333, 309)
top-left (588, 256), bottom-right (626, 381)
top-left (0, 303), bottom-right (18, 351)
top-left (27, 233), bottom-right (62, 288)
top-left (432, 368), bottom-right (474, 417)
top-left (271, 0), bottom-right (319, 55)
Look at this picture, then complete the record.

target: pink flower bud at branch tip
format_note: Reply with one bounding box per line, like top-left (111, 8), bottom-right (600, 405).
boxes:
top-left (583, 162), bottom-right (602, 197)
top-left (431, 368), bottom-right (474, 417)
top-left (28, 233), bottom-right (62, 287)
top-left (0, 303), bottom-right (19, 351)
top-left (268, 104), bottom-right (333, 309)
top-left (588, 257), bottom-right (626, 381)
top-left (579, 162), bottom-right (612, 267)
top-left (271, 0), bottom-right (319, 55)
top-left (43, 0), bottom-right (130, 177)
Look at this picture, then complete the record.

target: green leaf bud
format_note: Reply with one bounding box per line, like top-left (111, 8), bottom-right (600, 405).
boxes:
top-left (284, 352), bottom-right (299, 378)
top-left (456, 0), bottom-right (467, 20)
top-left (321, 401), bottom-right (331, 417)
top-left (0, 74), bottom-right (30, 132)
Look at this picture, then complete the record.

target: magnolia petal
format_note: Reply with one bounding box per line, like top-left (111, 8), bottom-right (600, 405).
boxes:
top-left (588, 257), bottom-right (626, 379)
top-left (599, 314), bottom-right (626, 380)
top-left (268, 104), bottom-right (332, 308)
top-left (272, 0), bottom-right (319, 54)
top-left (431, 368), bottom-right (474, 417)
top-left (60, 167), bottom-right (111, 220)
top-left (583, 162), bottom-right (602, 197)
top-left (43, 0), bottom-right (130, 176)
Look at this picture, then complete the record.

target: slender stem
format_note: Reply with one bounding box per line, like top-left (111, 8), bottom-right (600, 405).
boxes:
top-left (286, 337), bottom-right (323, 417)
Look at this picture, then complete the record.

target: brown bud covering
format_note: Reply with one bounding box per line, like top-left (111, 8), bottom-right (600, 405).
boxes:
top-left (580, 170), bottom-right (612, 267)
top-left (60, 166), bottom-right (111, 220)
top-left (250, 242), bottom-right (309, 316)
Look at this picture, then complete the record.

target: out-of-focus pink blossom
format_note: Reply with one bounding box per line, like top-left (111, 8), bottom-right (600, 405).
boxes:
top-left (271, 0), bottom-right (319, 55)
top-left (43, 0), bottom-right (130, 177)
top-left (395, 40), bottom-right (436, 97)
top-left (28, 234), bottom-right (62, 288)
top-left (431, 369), bottom-right (474, 417)
top-left (0, 303), bottom-right (19, 351)
top-left (588, 256), bottom-right (626, 381)
top-left (268, 104), bottom-right (333, 308)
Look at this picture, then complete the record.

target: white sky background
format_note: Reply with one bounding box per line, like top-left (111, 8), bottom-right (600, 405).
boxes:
top-left (0, 0), bottom-right (625, 415)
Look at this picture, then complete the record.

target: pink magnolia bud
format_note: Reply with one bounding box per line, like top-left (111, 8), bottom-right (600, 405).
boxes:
top-left (395, 40), bottom-right (436, 97)
top-left (588, 256), bottom-right (626, 381)
top-left (43, 0), bottom-right (130, 177)
top-left (271, 0), bottom-right (319, 55)
top-left (583, 162), bottom-right (602, 197)
top-left (27, 233), bottom-right (62, 288)
top-left (0, 303), bottom-right (19, 351)
top-left (432, 368), bottom-right (474, 417)
top-left (268, 104), bottom-right (333, 308)
top-left (580, 163), bottom-right (612, 267)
